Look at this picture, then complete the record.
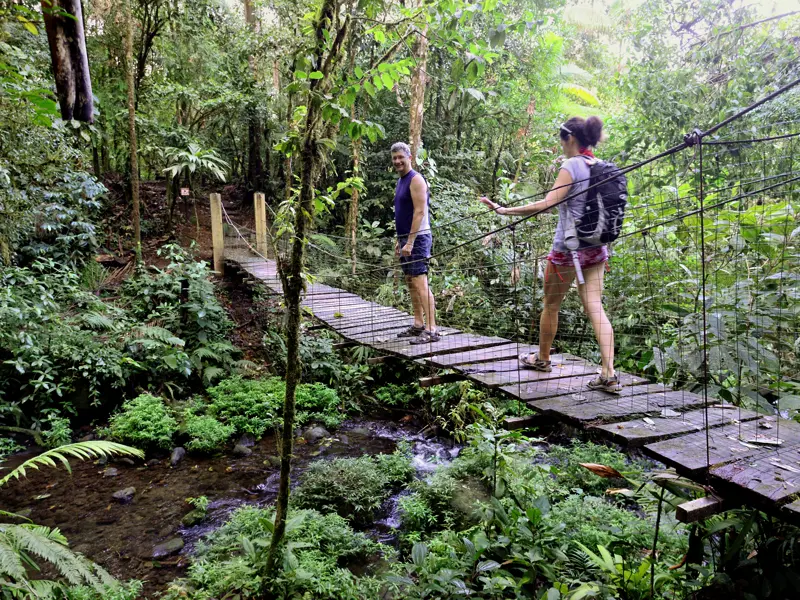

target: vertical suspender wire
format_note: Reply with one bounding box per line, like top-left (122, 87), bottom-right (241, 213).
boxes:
top-left (511, 224), bottom-right (521, 415)
top-left (697, 139), bottom-right (712, 473)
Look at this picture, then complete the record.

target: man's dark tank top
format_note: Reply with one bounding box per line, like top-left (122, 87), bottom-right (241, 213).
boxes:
top-left (394, 169), bottom-right (430, 237)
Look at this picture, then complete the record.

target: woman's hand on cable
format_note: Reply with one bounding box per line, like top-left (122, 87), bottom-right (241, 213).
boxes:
top-left (479, 196), bottom-right (504, 215)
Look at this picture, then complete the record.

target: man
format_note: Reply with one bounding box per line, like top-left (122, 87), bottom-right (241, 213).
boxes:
top-left (391, 142), bottom-right (439, 344)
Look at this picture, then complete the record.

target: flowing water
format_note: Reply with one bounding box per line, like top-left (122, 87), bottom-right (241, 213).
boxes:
top-left (0, 418), bottom-right (460, 597)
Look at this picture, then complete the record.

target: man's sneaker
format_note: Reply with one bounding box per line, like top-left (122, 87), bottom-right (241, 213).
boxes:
top-left (409, 330), bottom-right (441, 345)
top-left (587, 375), bottom-right (622, 394)
top-left (397, 325), bottom-right (425, 338)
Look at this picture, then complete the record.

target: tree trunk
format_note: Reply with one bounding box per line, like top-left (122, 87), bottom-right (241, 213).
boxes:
top-left (124, 0), bottom-right (141, 261)
top-left (266, 0), bottom-right (344, 575)
top-left (408, 6), bottom-right (428, 168)
top-left (41, 0), bottom-right (93, 122)
top-left (244, 0), bottom-right (263, 197)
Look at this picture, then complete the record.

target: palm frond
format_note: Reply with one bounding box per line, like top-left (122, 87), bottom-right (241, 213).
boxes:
top-left (559, 83), bottom-right (601, 106)
top-left (0, 441), bottom-right (143, 488)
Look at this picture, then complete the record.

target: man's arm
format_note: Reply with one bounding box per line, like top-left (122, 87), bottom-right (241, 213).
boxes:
top-left (402, 174), bottom-right (428, 254)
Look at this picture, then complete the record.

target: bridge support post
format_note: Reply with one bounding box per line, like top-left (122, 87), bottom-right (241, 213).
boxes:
top-left (254, 192), bottom-right (269, 258)
top-left (210, 192), bottom-right (224, 275)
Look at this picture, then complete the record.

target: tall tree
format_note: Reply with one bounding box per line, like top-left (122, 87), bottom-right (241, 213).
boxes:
top-left (244, 0), bottom-right (265, 196)
top-left (41, 0), bottom-right (93, 122)
top-left (408, 0), bottom-right (428, 167)
top-left (124, 0), bottom-right (141, 260)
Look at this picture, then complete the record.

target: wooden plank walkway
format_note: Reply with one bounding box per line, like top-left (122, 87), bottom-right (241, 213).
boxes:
top-left (226, 251), bottom-right (800, 524)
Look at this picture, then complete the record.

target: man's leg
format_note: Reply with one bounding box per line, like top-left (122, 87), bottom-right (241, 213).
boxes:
top-left (406, 275), bottom-right (425, 328)
top-left (415, 274), bottom-right (436, 332)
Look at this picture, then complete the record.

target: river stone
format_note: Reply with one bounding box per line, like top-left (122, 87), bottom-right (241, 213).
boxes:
top-left (115, 457), bottom-right (136, 467)
top-left (112, 487), bottom-right (136, 503)
top-left (450, 477), bottom-right (491, 526)
top-left (152, 537), bottom-right (184, 559)
top-left (79, 433), bottom-right (94, 442)
top-left (102, 467), bottom-right (119, 478)
top-left (146, 459), bottom-right (161, 467)
top-left (303, 426), bottom-right (330, 443)
top-left (236, 434), bottom-right (255, 448)
top-left (232, 444), bottom-right (252, 457)
top-left (181, 508), bottom-right (206, 527)
top-left (337, 434), bottom-right (350, 445)
top-left (265, 455), bottom-right (281, 468)
top-left (348, 427), bottom-right (371, 437)
top-left (170, 447), bottom-right (186, 466)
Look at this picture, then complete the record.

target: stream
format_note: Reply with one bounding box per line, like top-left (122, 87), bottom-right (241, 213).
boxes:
top-left (0, 418), bottom-right (460, 597)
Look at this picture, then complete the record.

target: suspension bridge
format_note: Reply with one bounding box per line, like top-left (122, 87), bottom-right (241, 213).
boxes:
top-left (211, 80), bottom-right (800, 524)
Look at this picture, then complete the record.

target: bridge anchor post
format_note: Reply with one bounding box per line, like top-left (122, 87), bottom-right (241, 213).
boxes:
top-left (254, 192), bottom-right (269, 258)
top-left (210, 192), bottom-right (224, 275)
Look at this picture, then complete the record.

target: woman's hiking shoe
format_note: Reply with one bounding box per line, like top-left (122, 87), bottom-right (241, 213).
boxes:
top-left (519, 353), bottom-right (552, 372)
top-left (409, 330), bottom-right (441, 345)
top-left (587, 375), bottom-right (622, 394)
top-left (397, 325), bottom-right (425, 338)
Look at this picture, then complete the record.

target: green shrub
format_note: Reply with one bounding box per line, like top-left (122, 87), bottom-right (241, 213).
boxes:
top-left (168, 506), bottom-right (386, 599)
top-left (207, 376), bottom-right (284, 437)
top-left (0, 438), bottom-right (23, 460)
top-left (545, 494), bottom-right (688, 562)
top-left (64, 581), bottom-right (144, 600)
top-left (105, 393), bottom-right (178, 451)
top-left (207, 376), bottom-right (342, 438)
top-left (184, 415), bottom-right (235, 454)
top-left (373, 383), bottom-right (422, 408)
top-left (293, 445), bottom-right (413, 524)
top-left (548, 440), bottom-right (646, 497)
top-left (41, 414), bottom-right (72, 448)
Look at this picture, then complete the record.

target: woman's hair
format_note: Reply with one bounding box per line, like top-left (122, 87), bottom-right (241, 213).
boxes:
top-left (559, 116), bottom-right (604, 147)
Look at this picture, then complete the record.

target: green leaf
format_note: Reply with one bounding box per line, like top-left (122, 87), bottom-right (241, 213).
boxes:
top-left (380, 72), bottom-right (394, 89)
top-left (558, 83), bottom-right (600, 106)
top-left (364, 80), bottom-right (376, 96)
top-left (374, 29), bottom-right (386, 43)
top-left (476, 560), bottom-right (501, 572)
top-left (295, 71), bottom-right (308, 79)
top-left (309, 71), bottom-right (323, 80)
top-left (411, 542), bottom-right (428, 567)
top-left (354, 66), bottom-right (364, 78)
top-left (17, 15), bottom-right (38, 36)
top-left (466, 88), bottom-right (485, 101)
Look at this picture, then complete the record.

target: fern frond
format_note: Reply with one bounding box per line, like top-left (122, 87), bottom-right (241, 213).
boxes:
top-left (26, 579), bottom-right (63, 598)
top-left (128, 326), bottom-right (185, 347)
top-left (9, 525), bottom-right (97, 586)
top-left (203, 366), bottom-right (225, 384)
top-left (192, 347), bottom-right (220, 362)
top-left (0, 442), bottom-right (143, 488)
top-left (0, 533), bottom-right (27, 579)
top-left (80, 312), bottom-right (117, 331)
top-left (232, 359), bottom-right (257, 372)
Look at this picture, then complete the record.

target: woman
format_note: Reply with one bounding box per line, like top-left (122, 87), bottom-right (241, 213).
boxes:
top-left (479, 116), bottom-right (621, 394)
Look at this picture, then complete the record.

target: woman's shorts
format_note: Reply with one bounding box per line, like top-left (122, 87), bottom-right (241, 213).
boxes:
top-left (399, 234), bottom-right (432, 277)
top-left (547, 245), bottom-right (608, 268)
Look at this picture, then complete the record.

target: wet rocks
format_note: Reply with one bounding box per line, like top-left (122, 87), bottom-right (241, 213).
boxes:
top-left (232, 444), bottom-right (252, 457)
top-left (152, 537), bottom-right (184, 559)
top-left (236, 434), bottom-right (255, 448)
top-left (337, 434), bottom-right (350, 446)
top-left (102, 467), bottom-right (119, 478)
top-left (303, 426), bottom-right (330, 443)
top-left (264, 455), bottom-right (281, 468)
top-left (146, 459), bottom-right (161, 467)
top-left (348, 427), bottom-right (371, 437)
top-left (115, 457), bottom-right (136, 467)
top-left (170, 447), bottom-right (186, 466)
top-left (181, 508), bottom-right (207, 527)
top-left (112, 487), bottom-right (136, 503)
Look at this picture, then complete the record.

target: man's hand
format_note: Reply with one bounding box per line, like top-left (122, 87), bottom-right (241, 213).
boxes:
top-left (401, 242), bottom-right (413, 257)
top-left (395, 241), bottom-right (400, 257)
top-left (479, 196), bottom-right (503, 214)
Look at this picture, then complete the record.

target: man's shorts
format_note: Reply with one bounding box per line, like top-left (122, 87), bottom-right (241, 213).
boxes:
top-left (399, 234), bottom-right (432, 277)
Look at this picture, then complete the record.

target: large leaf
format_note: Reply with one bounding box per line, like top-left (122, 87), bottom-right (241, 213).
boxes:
top-left (558, 83), bottom-right (600, 106)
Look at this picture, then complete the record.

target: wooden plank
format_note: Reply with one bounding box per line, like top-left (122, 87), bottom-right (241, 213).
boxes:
top-left (644, 419), bottom-right (800, 476)
top-left (343, 326), bottom-right (460, 345)
top-left (325, 308), bottom-right (408, 327)
top-left (502, 372), bottom-right (651, 401)
top-left (710, 446), bottom-right (800, 506)
top-left (676, 497), bottom-right (729, 523)
top-left (425, 343), bottom-right (537, 368)
top-left (464, 361), bottom-right (596, 389)
top-left (592, 407), bottom-right (764, 447)
top-left (420, 373), bottom-right (466, 388)
top-left (504, 416), bottom-right (539, 431)
top-left (456, 353), bottom-right (588, 374)
top-left (331, 318), bottom-right (416, 336)
top-left (308, 302), bottom-right (378, 317)
top-left (368, 334), bottom-right (508, 359)
top-left (312, 305), bottom-right (399, 320)
top-left (530, 391), bottom-right (700, 424)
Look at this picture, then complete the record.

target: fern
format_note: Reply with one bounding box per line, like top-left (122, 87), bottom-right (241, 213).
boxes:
top-left (0, 441), bottom-right (143, 488)
top-left (79, 312), bottom-right (117, 331)
top-left (203, 365), bottom-right (225, 384)
top-left (128, 325), bottom-right (185, 347)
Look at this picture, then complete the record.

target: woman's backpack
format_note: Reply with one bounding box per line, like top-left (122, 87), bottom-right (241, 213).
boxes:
top-left (574, 157), bottom-right (628, 248)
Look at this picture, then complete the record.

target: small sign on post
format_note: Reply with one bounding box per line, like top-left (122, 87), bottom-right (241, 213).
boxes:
top-left (180, 187), bottom-right (190, 196)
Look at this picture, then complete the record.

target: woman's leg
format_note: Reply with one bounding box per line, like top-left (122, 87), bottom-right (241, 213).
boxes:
top-left (537, 261), bottom-right (576, 362)
top-left (577, 262), bottom-right (615, 378)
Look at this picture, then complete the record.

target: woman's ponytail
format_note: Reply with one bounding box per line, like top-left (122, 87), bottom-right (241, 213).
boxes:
top-left (561, 115), bottom-right (604, 148)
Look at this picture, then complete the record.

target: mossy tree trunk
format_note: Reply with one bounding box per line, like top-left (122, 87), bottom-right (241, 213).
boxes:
top-left (124, 0), bottom-right (141, 262)
top-left (265, 0), bottom-right (349, 575)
